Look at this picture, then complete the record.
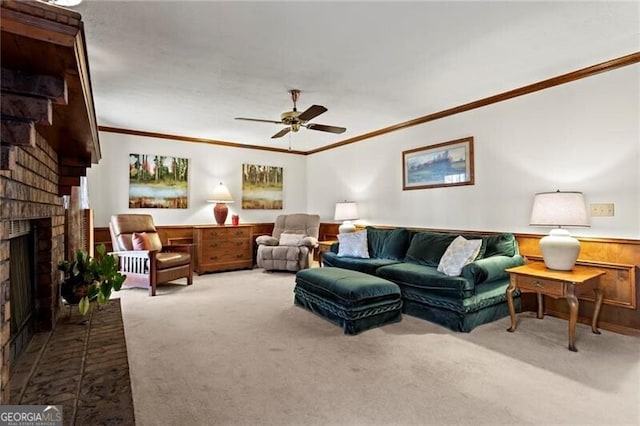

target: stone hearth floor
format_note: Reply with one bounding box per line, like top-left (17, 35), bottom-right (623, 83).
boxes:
top-left (9, 299), bottom-right (135, 425)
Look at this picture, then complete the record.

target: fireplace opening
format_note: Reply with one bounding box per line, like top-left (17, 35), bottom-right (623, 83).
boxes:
top-left (8, 221), bottom-right (36, 373)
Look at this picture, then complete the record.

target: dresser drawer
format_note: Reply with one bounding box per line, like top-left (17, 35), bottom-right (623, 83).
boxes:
top-left (516, 275), bottom-right (565, 297)
top-left (198, 226), bottom-right (251, 240)
top-left (200, 239), bottom-right (251, 253)
top-left (200, 248), bottom-right (252, 264)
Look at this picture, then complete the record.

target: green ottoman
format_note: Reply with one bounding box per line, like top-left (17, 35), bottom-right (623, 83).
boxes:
top-left (294, 267), bottom-right (402, 335)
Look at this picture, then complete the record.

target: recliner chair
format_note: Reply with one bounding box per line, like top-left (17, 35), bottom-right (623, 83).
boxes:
top-left (255, 214), bottom-right (320, 272)
top-left (109, 214), bottom-right (193, 296)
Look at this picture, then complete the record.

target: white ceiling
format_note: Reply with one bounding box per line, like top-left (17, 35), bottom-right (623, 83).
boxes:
top-left (76, 1), bottom-right (639, 153)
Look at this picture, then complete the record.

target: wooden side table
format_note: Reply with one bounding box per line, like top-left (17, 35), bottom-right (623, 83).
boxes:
top-left (505, 262), bottom-right (605, 352)
top-left (317, 241), bottom-right (337, 267)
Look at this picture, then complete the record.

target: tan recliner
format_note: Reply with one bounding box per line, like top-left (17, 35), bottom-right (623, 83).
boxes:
top-left (256, 214), bottom-right (320, 271)
top-left (109, 214), bottom-right (193, 296)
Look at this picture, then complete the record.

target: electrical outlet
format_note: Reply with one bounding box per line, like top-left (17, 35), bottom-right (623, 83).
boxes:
top-left (590, 203), bottom-right (614, 217)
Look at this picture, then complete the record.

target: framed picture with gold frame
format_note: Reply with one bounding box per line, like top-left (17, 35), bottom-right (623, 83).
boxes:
top-left (402, 137), bottom-right (474, 190)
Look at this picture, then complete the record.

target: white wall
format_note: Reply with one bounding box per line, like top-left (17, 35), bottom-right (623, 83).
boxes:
top-left (87, 132), bottom-right (307, 227)
top-left (307, 65), bottom-right (640, 239)
top-left (88, 65), bottom-right (639, 239)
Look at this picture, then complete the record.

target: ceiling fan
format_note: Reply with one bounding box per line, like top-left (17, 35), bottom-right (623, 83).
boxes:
top-left (235, 89), bottom-right (346, 139)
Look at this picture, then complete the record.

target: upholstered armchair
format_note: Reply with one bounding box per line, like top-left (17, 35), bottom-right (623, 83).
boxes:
top-left (109, 214), bottom-right (193, 296)
top-left (256, 214), bottom-right (320, 272)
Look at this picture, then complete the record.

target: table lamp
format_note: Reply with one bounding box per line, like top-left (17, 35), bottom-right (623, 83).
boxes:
top-left (529, 190), bottom-right (589, 270)
top-left (207, 182), bottom-right (234, 225)
top-left (334, 201), bottom-right (359, 233)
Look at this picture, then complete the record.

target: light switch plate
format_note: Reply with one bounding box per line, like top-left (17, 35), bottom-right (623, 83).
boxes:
top-left (590, 203), bottom-right (614, 217)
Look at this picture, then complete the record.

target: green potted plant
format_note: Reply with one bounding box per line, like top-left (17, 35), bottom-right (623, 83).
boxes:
top-left (57, 244), bottom-right (127, 315)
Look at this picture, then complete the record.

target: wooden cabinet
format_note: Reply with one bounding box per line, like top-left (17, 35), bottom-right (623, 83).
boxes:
top-left (193, 225), bottom-right (253, 274)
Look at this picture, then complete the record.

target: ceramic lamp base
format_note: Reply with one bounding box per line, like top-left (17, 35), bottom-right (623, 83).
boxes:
top-left (214, 203), bottom-right (228, 225)
top-left (339, 221), bottom-right (356, 234)
top-left (540, 228), bottom-right (581, 270)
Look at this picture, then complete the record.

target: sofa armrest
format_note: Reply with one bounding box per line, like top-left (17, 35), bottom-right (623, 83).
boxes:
top-left (256, 235), bottom-right (279, 246)
top-left (300, 236), bottom-right (318, 248)
top-left (461, 254), bottom-right (525, 284)
top-left (109, 249), bottom-right (158, 274)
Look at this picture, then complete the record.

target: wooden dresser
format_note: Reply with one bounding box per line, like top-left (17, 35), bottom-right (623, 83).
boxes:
top-left (193, 225), bottom-right (253, 274)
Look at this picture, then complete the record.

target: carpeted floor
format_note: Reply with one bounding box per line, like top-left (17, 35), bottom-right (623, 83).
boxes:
top-left (117, 269), bottom-right (640, 426)
top-left (9, 299), bottom-right (135, 425)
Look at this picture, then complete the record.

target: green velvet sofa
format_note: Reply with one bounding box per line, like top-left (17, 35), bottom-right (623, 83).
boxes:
top-left (322, 227), bottom-right (524, 332)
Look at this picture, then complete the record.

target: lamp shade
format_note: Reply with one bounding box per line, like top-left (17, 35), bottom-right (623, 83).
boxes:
top-left (529, 190), bottom-right (589, 271)
top-left (334, 202), bottom-right (359, 221)
top-left (207, 182), bottom-right (234, 204)
top-left (529, 191), bottom-right (589, 227)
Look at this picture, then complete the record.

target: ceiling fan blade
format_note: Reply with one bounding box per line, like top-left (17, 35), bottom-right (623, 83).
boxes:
top-left (271, 127), bottom-right (291, 139)
top-left (305, 123), bottom-right (346, 134)
top-left (298, 105), bottom-right (327, 122)
top-left (235, 117), bottom-right (283, 125)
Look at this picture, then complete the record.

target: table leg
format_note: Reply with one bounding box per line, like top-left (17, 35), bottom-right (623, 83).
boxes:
top-left (506, 278), bottom-right (518, 332)
top-left (536, 293), bottom-right (544, 319)
top-left (591, 288), bottom-right (603, 334)
top-left (566, 285), bottom-right (579, 352)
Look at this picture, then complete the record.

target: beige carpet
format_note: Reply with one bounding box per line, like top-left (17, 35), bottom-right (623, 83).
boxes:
top-left (115, 269), bottom-right (640, 426)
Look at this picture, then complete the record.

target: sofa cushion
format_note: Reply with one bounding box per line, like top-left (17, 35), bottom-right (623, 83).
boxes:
top-left (437, 236), bottom-right (482, 276)
top-left (337, 229), bottom-right (370, 258)
top-left (322, 252), bottom-right (402, 275)
top-left (366, 227), bottom-right (412, 260)
top-left (481, 233), bottom-right (517, 258)
top-left (461, 255), bottom-right (525, 284)
top-left (404, 232), bottom-right (457, 267)
top-left (377, 262), bottom-right (475, 298)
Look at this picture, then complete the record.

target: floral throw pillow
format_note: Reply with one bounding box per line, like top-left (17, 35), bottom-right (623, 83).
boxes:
top-left (337, 229), bottom-right (370, 258)
top-left (437, 236), bottom-right (482, 276)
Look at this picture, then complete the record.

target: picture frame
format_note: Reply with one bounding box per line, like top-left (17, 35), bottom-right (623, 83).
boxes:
top-left (241, 163), bottom-right (283, 209)
top-left (129, 153), bottom-right (189, 208)
top-left (402, 137), bottom-right (474, 190)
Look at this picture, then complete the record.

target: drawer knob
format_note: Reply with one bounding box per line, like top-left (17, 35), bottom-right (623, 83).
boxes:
top-left (534, 281), bottom-right (544, 288)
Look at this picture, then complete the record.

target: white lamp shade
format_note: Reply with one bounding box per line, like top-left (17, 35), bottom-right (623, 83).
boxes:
top-left (334, 202), bottom-right (359, 221)
top-left (529, 191), bottom-right (589, 227)
top-left (207, 182), bottom-right (234, 203)
top-left (529, 190), bottom-right (589, 271)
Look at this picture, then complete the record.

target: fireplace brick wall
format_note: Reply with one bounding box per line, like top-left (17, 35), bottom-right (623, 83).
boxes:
top-left (0, 135), bottom-right (68, 403)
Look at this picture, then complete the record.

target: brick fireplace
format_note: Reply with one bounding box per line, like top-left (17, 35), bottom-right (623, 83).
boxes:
top-left (1, 0), bottom-right (100, 403)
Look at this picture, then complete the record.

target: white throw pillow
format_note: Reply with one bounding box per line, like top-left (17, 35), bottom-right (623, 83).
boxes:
top-left (437, 236), bottom-right (482, 277)
top-left (337, 230), bottom-right (370, 258)
top-left (279, 233), bottom-right (306, 246)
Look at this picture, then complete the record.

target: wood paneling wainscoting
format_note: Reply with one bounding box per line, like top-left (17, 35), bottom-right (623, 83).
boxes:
top-left (94, 223), bottom-right (639, 335)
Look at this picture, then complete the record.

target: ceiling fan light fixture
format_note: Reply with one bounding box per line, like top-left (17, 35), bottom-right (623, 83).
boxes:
top-left (236, 89), bottom-right (346, 139)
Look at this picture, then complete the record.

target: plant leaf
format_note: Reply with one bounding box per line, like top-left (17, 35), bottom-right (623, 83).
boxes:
top-left (97, 291), bottom-right (108, 304)
top-left (79, 297), bottom-right (90, 315)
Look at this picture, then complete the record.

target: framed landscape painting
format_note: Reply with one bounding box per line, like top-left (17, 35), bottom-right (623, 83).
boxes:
top-left (242, 163), bottom-right (283, 209)
top-left (402, 137), bottom-right (474, 190)
top-left (129, 153), bottom-right (189, 208)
